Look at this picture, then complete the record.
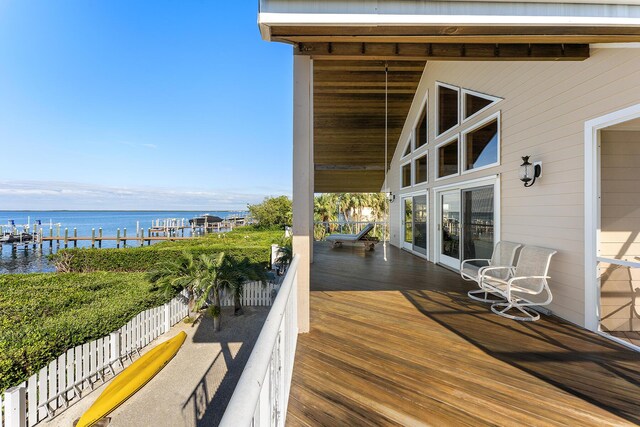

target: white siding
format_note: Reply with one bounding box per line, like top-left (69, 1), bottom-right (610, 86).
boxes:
top-left (388, 48), bottom-right (640, 327)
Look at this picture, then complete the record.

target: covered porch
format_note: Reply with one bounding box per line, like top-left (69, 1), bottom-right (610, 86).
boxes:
top-left (287, 243), bottom-right (640, 426)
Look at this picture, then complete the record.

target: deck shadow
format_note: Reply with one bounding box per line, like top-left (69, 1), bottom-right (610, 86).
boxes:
top-left (402, 289), bottom-right (640, 425)
top-left (182, 307), bottom-right (268, 426)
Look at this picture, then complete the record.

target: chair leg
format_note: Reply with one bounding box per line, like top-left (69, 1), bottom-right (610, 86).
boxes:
top-left (468, 289), bottom-right (505, 303)
top-left (491, 302), bottom-right (540, 321)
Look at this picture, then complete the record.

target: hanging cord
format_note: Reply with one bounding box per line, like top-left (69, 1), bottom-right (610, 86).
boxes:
top-left (384, 63), bottom-right (388, 262)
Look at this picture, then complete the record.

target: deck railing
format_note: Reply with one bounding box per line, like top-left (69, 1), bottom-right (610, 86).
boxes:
top-left (219, 255), bottom-right (300, 427)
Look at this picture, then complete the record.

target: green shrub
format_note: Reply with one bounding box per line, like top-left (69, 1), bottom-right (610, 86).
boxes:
top-left (0, 272), bottom-right (174, 391)
top-left (51, 227), bottom-right (282, 273)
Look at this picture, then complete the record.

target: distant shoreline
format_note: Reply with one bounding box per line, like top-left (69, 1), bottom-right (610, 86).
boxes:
top-left (0, 210), bottom-right (244, 212)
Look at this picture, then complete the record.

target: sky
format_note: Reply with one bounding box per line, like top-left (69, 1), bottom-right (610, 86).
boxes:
top-left (0, 1), bottom-right (293, 210)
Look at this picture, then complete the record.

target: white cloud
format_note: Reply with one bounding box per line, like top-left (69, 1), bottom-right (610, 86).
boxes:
top-left (0, 181), bottom-right (290, 210)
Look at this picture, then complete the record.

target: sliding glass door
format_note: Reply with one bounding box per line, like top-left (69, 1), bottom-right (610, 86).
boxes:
top-left (462, 186), bottom-right (495, 261)
top-left (402, 194), bottom-right (428, 256)
top-left (439, 190), bottom-right (461, 269)
top-left (402, 197), bottom-right (413, 250)
top-left (437, 183), bottom-right (495, 270)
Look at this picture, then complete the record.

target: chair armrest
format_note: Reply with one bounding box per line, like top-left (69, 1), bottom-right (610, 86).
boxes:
top-left (478, 266), bottom-right (515, 282)
top-left (506, 276), bottom-right (551, 295)
top-left (460, 259), bottom-right (490, 269)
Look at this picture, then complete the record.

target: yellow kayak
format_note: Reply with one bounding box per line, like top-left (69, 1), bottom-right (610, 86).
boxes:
top-left (76, 331), bottom-right (187, 427)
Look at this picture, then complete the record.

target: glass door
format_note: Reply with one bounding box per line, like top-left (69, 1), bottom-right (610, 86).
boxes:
top-left (439, 190), bottom-right (461, 269)
top-left (402, 197), bottom-right (413, 250)
top-left (413, 195), bottom-right (428, 255)
top-left (462, 186), bottom-right (495, 261)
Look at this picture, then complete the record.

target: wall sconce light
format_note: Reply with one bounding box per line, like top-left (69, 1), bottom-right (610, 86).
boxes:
top-left (519, 156), bottom-right (542, 187)
top-left (387, 192), bottom-right (396, 203)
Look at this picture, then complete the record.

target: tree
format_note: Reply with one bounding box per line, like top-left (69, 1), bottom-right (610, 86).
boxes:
top-left (148, 252), bottom-right (266, 331)
top-left (147, 251), bottom-right (201, 314)
top-left (248, 196), bottom-right (292, 228)
top-left (218, 255), bottom-right (267, 316)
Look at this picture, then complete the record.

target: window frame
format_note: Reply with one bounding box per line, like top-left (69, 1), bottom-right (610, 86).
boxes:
top-left (413, 152), bottom-right (429, 185)
top-left (435, 82), bottom-right (460, 138)
top-left (461, 111), bottom-right (501, 175)
top-left (412, 91), bottom-right (429, 152)
top-left (461, 88), bottom-right (502, 124)
top-left (435, 134), bottom-right (460, 181)
top-left (401, 133), bottom-right (413, 159)
top-left (401, 159), bottom-right (413, 189)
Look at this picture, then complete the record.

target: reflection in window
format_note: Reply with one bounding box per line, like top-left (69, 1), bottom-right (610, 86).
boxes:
top-left (415, 155), bottom-right (427, 184)
top-left (438, 85), bottom-right (458, 135)
top-left (462, 186), bottom-right (494, 261)
top-left (402, 163), bottom-right (411, 187)
top-left (464, 92), bottom-right (494, 119)
top-left (465, 119), bottom-right (498, 171)
top-left (413, 195), bottom-right (427, 255)
top-left (438, 139), bottom-right (458, 178)
top-left (415, 105), bottom-right (427, 148)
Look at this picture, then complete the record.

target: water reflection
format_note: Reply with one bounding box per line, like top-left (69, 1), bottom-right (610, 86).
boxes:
top-left (0, 245), bottom-right (56, 274)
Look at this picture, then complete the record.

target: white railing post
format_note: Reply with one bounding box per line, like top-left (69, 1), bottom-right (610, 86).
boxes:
top-left (164, 303), bottom-right (171, 332)
top-left (109, 331), bottom-right (120, 363)
top-left (5, 386), bottom-right (26, 427)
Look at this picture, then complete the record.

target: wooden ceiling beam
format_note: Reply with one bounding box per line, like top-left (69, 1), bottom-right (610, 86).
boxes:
top-left (297, 42), bottom-right (589, 61)
top-left (315, 164), bottom-right (385, 171)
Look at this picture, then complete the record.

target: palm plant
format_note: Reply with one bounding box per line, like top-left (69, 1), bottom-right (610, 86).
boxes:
top-left (147, 251), bottom-right (201, 315)
top-left (219, 255), bottom-right (267, 316)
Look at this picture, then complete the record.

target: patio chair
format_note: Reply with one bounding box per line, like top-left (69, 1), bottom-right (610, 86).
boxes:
top-left (479, 245), bottom-right (557, 321)
top-left (461, 241), bottom-right (522, 303)
top-left (325, 223), bottom-right (378, 250)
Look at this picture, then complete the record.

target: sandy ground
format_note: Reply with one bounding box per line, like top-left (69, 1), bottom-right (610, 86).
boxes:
top-left (49, 306), bottom-right (269, 427)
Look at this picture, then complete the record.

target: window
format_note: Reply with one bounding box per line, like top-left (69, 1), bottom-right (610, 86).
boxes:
top-left (437, 137), bottom-right (458, 178)
top-left (437, 84), bottom-right (459, 135)
top-left (402, 138), bottom-right (411, 157)
top-left (415, 104), bottom-right (427, 149)
top-left (401, 163), bottom-right (412, 187)
top-left (414, 154), bottom-right (427, 184)
top-left (464, 115), bottom-right (499, 171)
top-left (463, 89), bottom-right (500, 121)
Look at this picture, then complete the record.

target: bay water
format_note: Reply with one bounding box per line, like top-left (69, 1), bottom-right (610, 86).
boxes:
top-left (0, 210), bottom-right (247, 274)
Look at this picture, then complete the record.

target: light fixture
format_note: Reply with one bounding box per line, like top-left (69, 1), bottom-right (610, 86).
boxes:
top-left (519, 156), bottom-right (541, 187)
top-left (387, 192), bottom-right (395, 203)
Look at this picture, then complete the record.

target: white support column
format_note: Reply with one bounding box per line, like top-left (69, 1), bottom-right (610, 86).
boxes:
top-left (292, 55), bottom-right (313, 333)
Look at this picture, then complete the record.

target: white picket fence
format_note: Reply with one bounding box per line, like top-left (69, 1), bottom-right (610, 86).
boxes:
top-left (219, 281), bottom-right (278, 307)
top-left (1, 281), bottom-right (276, 427)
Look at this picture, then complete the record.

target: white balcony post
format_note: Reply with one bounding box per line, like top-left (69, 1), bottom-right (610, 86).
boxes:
top-left (292, 54), bottom-right (313, 333)
top-left (5, 386), bottom-right (26, 427)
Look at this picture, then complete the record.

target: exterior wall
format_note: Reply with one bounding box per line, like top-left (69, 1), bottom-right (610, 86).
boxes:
top-left (388, 47), bottom-right (640, 327)
top-left (600, 129), bottom-right (640, 331)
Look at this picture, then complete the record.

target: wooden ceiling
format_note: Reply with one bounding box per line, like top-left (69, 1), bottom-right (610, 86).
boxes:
top-left (291, 25), bottom-right (603, 192)
top-left (313, 60), bottom-right (424, 192)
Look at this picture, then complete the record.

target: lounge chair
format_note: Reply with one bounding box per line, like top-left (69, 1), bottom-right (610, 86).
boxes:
top-left (479, 245), bottom-right (557, 321)
top-left (326, 223), bottom-right (378, 250)
top-left (461, 241), bottom-right (522, 303)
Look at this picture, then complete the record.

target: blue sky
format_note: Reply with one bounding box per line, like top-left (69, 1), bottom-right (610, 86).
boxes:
top-left (0, 1), bottom-right (293, 210)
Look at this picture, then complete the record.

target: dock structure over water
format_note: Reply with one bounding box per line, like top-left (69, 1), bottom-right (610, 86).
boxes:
top-left (0, 213), bottom-right (251, 251)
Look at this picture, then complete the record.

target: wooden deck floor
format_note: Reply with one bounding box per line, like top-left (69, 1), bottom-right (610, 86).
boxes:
top-left (287, 243), bottom-right (640, 426)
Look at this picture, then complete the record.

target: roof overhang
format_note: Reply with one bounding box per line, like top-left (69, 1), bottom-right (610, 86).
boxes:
top-left (259, 1), bottom-right (640, 192)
